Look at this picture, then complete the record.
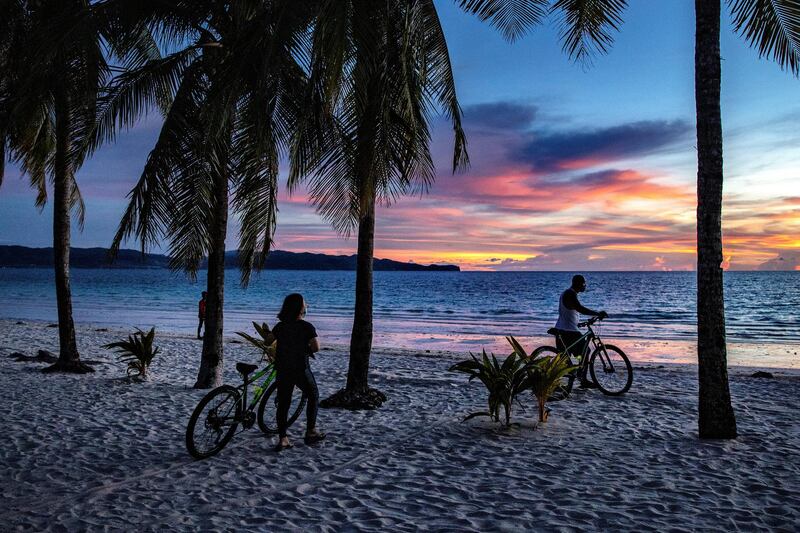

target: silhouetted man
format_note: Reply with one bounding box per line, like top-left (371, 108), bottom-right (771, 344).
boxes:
top-left (554, 275), bottom-right (607, 388)
top-left (197, 291), bottom-right (207, 339)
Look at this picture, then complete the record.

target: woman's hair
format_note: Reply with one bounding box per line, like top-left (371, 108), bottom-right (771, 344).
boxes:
top-left (277, 293), bottom-right (305, 322)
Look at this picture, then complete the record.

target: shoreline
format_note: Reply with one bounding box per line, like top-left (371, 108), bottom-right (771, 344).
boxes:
top-left (3, 317), bottom-right (799, 371)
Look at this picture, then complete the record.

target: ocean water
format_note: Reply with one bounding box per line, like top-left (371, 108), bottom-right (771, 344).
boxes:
top-left (2, 269), bottom-right (799, 356)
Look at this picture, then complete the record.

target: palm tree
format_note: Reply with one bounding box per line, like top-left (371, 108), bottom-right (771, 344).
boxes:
top-left (291, 0), bottom-right (468, 409)
top-left (461, 0), bottom-right (800, 438)
top-left (0, 0), bottom-right (158, 373)
top-left (101, 0), bottom-right (312, 388)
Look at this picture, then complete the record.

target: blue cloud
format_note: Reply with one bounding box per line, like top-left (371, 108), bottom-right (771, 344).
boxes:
top-left (463, 102), bottom-right (537, 131)
top-left (515, 120), bottom-right (691, 172)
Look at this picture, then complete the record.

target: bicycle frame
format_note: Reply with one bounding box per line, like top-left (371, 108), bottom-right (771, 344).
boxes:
top-left (553, 323), bottom-right (609, 373)
top-left (238, 364), bottom-right (277, 414)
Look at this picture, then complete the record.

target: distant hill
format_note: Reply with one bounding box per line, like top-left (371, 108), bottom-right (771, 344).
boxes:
top-left (0, 245), bottom-right (459, 272)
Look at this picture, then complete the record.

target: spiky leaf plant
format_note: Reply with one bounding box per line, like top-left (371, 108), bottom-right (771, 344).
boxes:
top-left (450, 342), bottom-right (533, 426)
top-left (103, 327), bottom-right (160, 380)
top-left (508, 337), bottom-right (577, 423)
top-left (235, 321), bottom-right (276, 362)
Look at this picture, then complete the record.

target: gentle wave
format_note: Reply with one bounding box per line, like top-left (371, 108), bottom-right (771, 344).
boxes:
top-left (1, 269), bottom-right (799, 346)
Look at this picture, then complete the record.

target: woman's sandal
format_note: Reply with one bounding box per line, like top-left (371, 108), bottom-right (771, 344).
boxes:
top-left (304, 433), bottom-right (326, 446)
top-left (274, 442), bottom-right (294, 453)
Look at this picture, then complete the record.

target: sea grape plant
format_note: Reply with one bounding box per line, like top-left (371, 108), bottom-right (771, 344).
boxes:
top-left (103, 327), bottom-right (160, 380)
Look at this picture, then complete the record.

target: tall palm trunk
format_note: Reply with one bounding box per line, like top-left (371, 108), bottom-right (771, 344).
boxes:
top-left (347, 184), bottom-right (376, 393)
top-left (694, 0), bottom-right (736, 439)
top-left (194, 169), bottom-right (228, 389)
top-left (43, 89), bottom-right (92, 374)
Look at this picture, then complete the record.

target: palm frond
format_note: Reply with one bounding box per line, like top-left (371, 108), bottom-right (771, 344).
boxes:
top-left (292, 0), bottom-right (468, 236)
top-left (232, 134), bottom-right (279, 286)
top-left (109, 61), bottom-right (205, 260)
top-left (551, 0), bottom-right (628, 65)
top-left (456, 0), bottom-right (548, 42)
top-left (69, 177), bottom-right (86, 230)
top-left (729, 0), bottom-right (800, 75)
top-left (85, 48), bottom-right (198, 157)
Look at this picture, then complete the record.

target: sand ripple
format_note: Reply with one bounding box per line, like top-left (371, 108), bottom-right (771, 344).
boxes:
top-left (1, 319), bottom-right (799, 531)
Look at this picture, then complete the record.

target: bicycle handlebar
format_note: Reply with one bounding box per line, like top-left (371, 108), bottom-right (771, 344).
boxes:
top-left (578, 315), bottom-right (608, 328)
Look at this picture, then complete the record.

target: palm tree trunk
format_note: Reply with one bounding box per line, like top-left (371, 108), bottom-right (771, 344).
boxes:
top-left (194, 170), bottom-right (228, 389)
top-left (694, 0), bottom-right (736, 439)
top-left (43, 90), bottom-right (92, 374)
top-left (319, 147), bottom-right (385, 409)
top-left (347, 185), bottom-right (376, 393)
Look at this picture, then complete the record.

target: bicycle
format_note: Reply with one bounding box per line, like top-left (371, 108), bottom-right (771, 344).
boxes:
top-left (185, 361), bottom-right (307, 459)
top-left (532, 316), bottom-right (633, 399)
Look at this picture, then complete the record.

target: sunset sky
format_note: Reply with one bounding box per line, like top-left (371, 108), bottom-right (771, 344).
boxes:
top-left (1, 1), bottom-right (799, 271)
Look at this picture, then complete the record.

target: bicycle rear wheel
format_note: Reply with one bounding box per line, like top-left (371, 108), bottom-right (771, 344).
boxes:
top-left (531, 346), bottom-right (575, 401)
top-left (186, 385), bottom-right (241, 459)
top-left (257, 382), bottom-right (308, 434)
top-left (589, 344), bottom-right (633, 396)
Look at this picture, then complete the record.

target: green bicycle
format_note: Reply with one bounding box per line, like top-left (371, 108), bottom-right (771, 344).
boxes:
top-left (185, 361), bottom-right (307, 459)
top-left (534, 315), bottom-right (633, 399)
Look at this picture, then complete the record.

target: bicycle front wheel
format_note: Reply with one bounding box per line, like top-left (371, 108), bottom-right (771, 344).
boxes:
top-left (257, 382), bottom-right (308, 434)
top-left (589, 344), bottom-right (633, 396)
top-left (531, 346), bottom-right (575, 401)
top-left (186, 385), bottom-right (241, 459)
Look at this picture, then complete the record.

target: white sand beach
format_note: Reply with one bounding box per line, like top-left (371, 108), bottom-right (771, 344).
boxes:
top-left (1, 318), bottom-right (799, 531)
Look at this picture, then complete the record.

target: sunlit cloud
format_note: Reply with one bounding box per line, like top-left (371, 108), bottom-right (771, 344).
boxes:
top-left (2, 95), bottom-right (797, 272)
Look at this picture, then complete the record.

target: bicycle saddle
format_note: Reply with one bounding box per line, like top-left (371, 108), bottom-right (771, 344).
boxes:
top-left (236, 362), bottom-right (258, 377)
top-left (547, 328), bottom-right (559, 335)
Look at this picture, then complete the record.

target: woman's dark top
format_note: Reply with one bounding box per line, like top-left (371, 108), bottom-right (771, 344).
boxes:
top-left (272, 319), bottom-right (317, 374)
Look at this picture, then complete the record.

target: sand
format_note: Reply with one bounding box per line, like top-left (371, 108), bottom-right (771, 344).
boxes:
top-left (1, 318), bottom-right (799, 531)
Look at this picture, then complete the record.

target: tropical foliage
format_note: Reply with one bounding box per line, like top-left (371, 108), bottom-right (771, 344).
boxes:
top-left (507, 337), bottom-right (575, 423)
top-left (450, 336), bottom-right (575, 426)
top-left (450, 348), bottom-right (532, 427)
top-left (235, 322), bottom-right (276, 362)
top-left (103, 327), bottom-right (161, 380)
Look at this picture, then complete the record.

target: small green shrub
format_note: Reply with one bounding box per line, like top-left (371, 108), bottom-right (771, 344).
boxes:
top-left (449, 341), bottom-right (533, 426)
top-left (235, 322), bottom-right (276, 362)
top-left (103, 327), bottom-right (160, 380)
top-left (507, 337), bottom-right (577, 423)
top-left (451, 336), bottom-right (578, 426)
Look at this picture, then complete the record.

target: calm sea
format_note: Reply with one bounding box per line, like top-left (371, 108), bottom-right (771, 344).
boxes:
top-left (2, 269), bottom-right (799, 355)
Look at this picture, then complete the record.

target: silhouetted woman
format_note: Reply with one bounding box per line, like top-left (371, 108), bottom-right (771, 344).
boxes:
top-left (272, 293), bottom-right (325, 451)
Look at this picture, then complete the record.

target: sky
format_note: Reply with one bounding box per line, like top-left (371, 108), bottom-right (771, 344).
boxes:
top-left (1, 1), bottom-right (799, 271)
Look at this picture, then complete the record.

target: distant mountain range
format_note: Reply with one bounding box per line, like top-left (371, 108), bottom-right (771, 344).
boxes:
top-left (0, 245), bottom-right (459, 272)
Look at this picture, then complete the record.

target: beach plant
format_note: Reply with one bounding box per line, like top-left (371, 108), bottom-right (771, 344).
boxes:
top-left (449, 343), bottom-right (533, 427)
top-left (507, 337), bottom-right (576, 423)
top-left (103, 327), bottom-right (161, 380)
top-left (235, 322), bottom-right (276, 362)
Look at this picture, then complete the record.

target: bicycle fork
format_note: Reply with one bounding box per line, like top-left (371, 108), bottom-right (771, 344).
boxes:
top-left (590, 337), bottom-right (616, 374)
